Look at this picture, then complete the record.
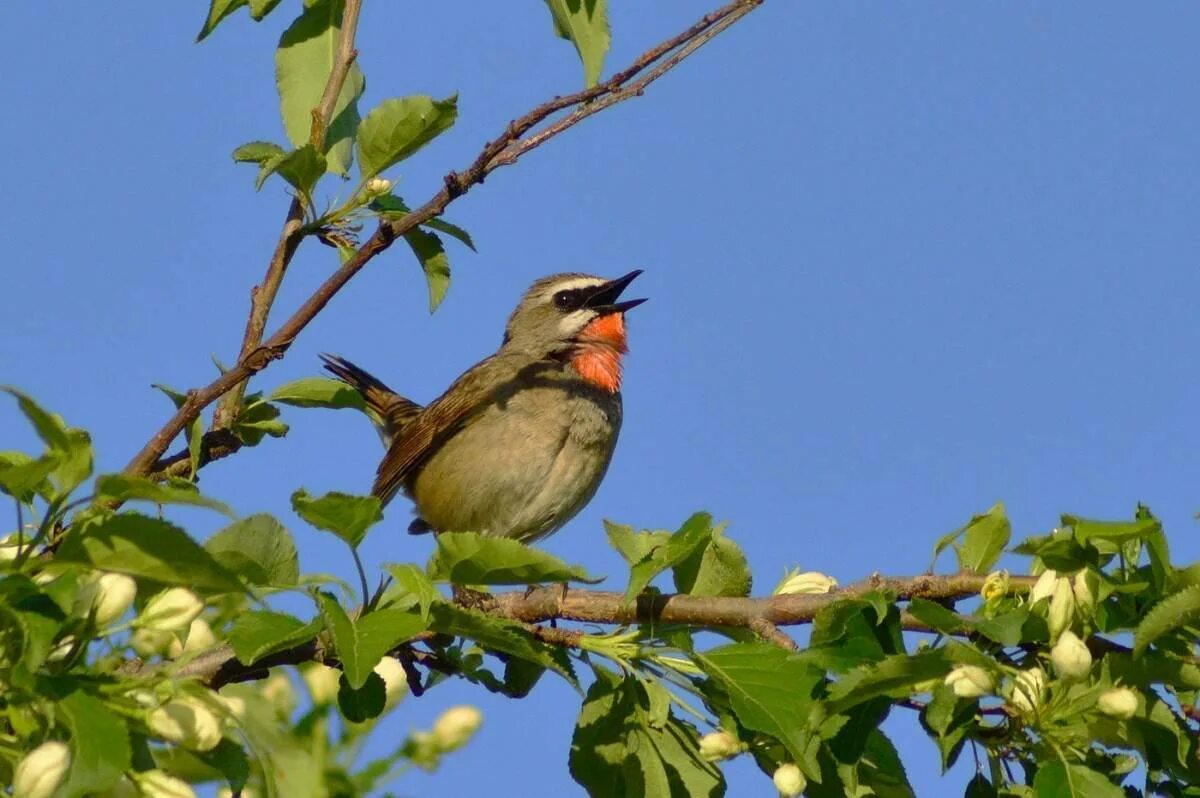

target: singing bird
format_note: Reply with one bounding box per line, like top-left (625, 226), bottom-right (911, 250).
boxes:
top-left (322, 270), bottom-right (646, 543)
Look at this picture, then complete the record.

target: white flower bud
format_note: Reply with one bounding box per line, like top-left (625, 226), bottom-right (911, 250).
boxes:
top-left (131, 628), bottom-right (174, 658)
top-left (215, 692), bottom-right (247, 720)
top-left (1072, 569), bottom-right (1098, 616)
top-left (74, 572), bottom-right (137, 626)
top-left (772, 763), bottom-right (807, 797)
top-left (261, 671), bottom-right (296, 716)
top-left (773, 569), bottom-right (838, 596)
top-left (302, 663), bottom-right (341, 705)
top-left (0, 534), bottom-right (22, 562)
top-left (1007, 667), bottom-right (1047, 716)
top-left (364, 177), bottom-right (393, 197)
top-left (167, 618), bottom-right (216, 658)
top-left (138, 588), bottom-right (203, 632)
top-left (944, 665), bottom-right (994, 698)
top-left (1028, 568), bottom-right (1058, 603)
top-left (698, 730), bottom-right (741, 762)
top-left (431, 705), bottom-right (482, 752)
top-left (46, 636), bottom-right (77, 663)
top-left (980, 570), bottom-right (1010, 605)
top-left (1047, 577), bottom-right (1076, 640)
top-left (1050, 630), bottom-right (1092, 680)
top-left (13, 740), bottom-right (71, 798)
top-left (147, 696), bottom-right (223, 751)
top-left (135, 769), bottom-right (197, 798)
top-left (1097, 687), bottom-right (1139, 719)
top-left (374, 657), bottom-right (408, 711)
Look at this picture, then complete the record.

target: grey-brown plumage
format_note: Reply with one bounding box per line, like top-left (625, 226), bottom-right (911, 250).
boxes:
top-left (323, 270), bottom-right (645, 543)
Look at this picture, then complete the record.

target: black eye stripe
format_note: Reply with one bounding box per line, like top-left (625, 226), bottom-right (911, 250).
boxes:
top-left (553, 287), bottom-right (593, 311)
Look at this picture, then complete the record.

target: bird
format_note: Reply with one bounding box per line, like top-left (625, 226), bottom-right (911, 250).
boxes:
top-left (321, 269), bottom-right (646, 543)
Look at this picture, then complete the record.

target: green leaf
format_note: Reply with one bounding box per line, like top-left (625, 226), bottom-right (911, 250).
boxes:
top-left (151, 383), bottom-right (202, 478)
top-left (248, 0), bottom-right (283, 22)
top-left (198, 0), bottom-right (248, 41)
top-left (356, 95), bottom-right (458, 179)
top-left (826, 649), bottom-right (951, 714)
top-left (1133, 584), bottom-right (1200, 656)
top-left (423, 217), bottom-right (477, 251)
top-left (623, 513), bottom-right (715, 602)
top-left (429, 602), bottom-right (577, 685)
top-left (228, 611), bottom-right (321, 665)
top-left (232, 140), bottom-right (286, 164)
top-left (258, 144), bottom-right (327, 200)
top-left (317, 592), bottom-right (427, 688)
top-left (231, 397), bottom-right (289, 445)
top-left (1032, 761), bottom-right (1125, 798)
top-left (1064, 513), bottom-right (1161, 545)
top-left (205, 514), bottom-right (300, 587)
top-left (338, 670), bottom-right (386, 723)
top-left (0, 451), bottom-right (56, 500)
top-left (854, 729), bottom-right (915, 798)
top-left (544, 0), bottom-right (610, 88)
top-left (59, 690), bottom-right (131, 797)
top-left (1, 388), bottom-right (92, 496)
top-left (269, 377), bottom-right (366, 410)
top-left (403, 228), bottom-right (451, 313)
top-left (672, 522), bottom-right (751, 597)
top-left (291, 489), bottom-right (382, 548)
top-left (56, 513), bottom-right (244, 593)
top-left (0, 575), bottom-right (67, 672)
top-left (964, 774), bottom-right (998, 798)
top-left (428, 532), bottom-right (602, 585)
top-left (93, 474), bottom-right (234, 517)
top-left (275, 0), bottom-right (366, 176)
top-left (569, 669), bottom-right (724, 798)
top-left (3, 386), bottom-right (71, 451)
top-left (958, 502), bottom-right (1010, 572)
top-left (696, 642), bottom-right (825, 775)
top-left (383, 563), bottom-right (440, 619)
top-left (604, 521), bottom-right (670, 566)
top-left (905, 598), bottom-right (967, 636)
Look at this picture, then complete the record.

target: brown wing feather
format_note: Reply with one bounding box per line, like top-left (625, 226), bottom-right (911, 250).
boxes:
top-left (320, 354), bottom-right (422, 446)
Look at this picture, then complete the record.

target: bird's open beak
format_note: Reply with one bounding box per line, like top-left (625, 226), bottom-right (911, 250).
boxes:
top-left (584, 269), bottom-right (647, 314)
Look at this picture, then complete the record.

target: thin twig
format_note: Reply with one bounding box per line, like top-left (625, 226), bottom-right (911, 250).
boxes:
top-left (125, 0), bottom-right (764, 479)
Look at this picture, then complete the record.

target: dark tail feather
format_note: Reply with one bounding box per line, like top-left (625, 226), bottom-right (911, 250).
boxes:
top-left (320, 353), bottom-right (422, 446)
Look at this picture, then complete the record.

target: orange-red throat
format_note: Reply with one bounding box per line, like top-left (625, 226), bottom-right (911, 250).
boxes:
top-left (572, 313), bottom-right (629, 393)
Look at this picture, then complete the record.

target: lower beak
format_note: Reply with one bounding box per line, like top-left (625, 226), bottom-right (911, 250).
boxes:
top-left (584, 269), bottom-right (648, 314)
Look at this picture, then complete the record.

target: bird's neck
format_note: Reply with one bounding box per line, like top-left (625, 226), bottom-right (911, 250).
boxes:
top-left (569, 314), bottom-right (628, 393)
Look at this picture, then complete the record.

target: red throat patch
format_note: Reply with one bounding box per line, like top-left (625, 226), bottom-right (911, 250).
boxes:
top-left (571, 313), bottom-right (628, 393)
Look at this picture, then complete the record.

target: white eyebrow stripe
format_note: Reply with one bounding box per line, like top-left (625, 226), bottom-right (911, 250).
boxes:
top-left (546, 277), bottom-right (607, 294)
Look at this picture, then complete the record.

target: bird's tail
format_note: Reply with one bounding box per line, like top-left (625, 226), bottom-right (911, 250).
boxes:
top-left (319, 354), bottom-right (422, 448)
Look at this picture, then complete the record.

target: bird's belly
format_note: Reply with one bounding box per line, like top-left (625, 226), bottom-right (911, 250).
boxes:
top-left (410, 386), bottom-right (620, 541)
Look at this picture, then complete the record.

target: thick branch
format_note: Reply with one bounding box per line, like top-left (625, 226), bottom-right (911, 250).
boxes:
top-left (211, 0), bottom-right (364, 431)
top-left (126, 0), bottom-right (764, 478)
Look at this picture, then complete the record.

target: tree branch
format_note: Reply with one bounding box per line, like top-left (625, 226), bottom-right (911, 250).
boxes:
top-left (125, 0), bottom-right (764, 479)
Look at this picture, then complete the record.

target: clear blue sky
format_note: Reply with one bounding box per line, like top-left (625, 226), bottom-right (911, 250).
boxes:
top-left (4, 2), bottom-right (1199, 795)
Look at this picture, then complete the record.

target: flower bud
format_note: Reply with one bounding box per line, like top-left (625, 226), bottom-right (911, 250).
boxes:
top-left (1007, 667), bottom-right (1046, 716)
top-left (1047, 577), bottom-right (1076, 640)
top-left (1028, 568), bottom-right (1058, 603)
top-left (135, 769), bottom-right (197, 798)
top-left (1097, 687), bottom-right (1139, 720)
top-left (74, 572), bottom-right (137, 626)
top-left (944, 665), bottom-right (994, 698)
top-left (772, 763), bottom-right (807, 797)
top-left (374, 656), bottom-right (408, 711)
top-left (1072, 569), bottom-right (1098, 617)
top-left (773, 569), bottom-right (838, 596)
top-left (13, 740), bottom-right (71, 798)
top-left (301, 663), bottom-right (341, 706)
top-left (167, 618), bottom-right (216, 658)
top-left (0, 534), bottom-right (22, 562)
top-left (1050, 630), bottom-right (1092, 680)
top-left (261, 671), bottom-right (296, 717)
top-left (147, 696), bottom-right (223, 751)
top-left (138, 588), bottom-right (203, 632)
top-left (698, 730), bottom-right (741, 762)
top-left (131, 628), bottom-right (174, 658)
top-left (46, 636), bottom-right (77, 663)
top-left (364, 177), bottom-right (393, 197)
top-left (431, 705), bottom-right (483, 752)
top-left (980, 570), bottom-right (1010, 605)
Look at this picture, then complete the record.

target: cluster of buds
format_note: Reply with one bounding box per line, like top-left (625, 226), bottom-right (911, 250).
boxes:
top-left (773, 568), bottom-right (838, 596)
top-left (772, 763), bottom-right (807, 796)
top-left (1028, 568), bottom-right (1097, 640)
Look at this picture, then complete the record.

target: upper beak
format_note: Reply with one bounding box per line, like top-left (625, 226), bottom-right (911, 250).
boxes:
top-left (584, 269), bottom-right (647, 314)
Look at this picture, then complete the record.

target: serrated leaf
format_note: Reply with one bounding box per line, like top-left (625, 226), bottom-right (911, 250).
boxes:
top-left (356, 95), bottom-right (458, 179)
top-left (275, 0), bottom-right (365, 176)
top-left (697, 642), bottom-right (824, 775)
top-left (604, 521), bottom-right (670, 566)
top-left (403, 227), bottom-right (451, 313)
top-left (198, 0), bottom-right (249, 41)
top-left (56, 513), bottom-right (244, 593)
top-left (544, 0), bottom-right (610, 88)
top-left (383, 563), bottom-right (440, 619)
top-left (1032, 761), bottom-right (1125, 798)
top-left (269, 377), bottom-right (366, 410)
top-left (3, 386), bottom-right (71, 451)
top-left (93, 474), bottom-right (234, 517)
top-left (231, 398), bottom-right (289, 446)
top-left (959, 502), bottom-right (1010, 572)
top-left (826, 649), bottom-right (952, 714)
top-left (257, 144), bottom-right (326, 200)
top-left (423, 217), bottom-right (476, 251)
top-left (291, 489), bottom-right (382, 548)
top-left (205, 514), bottom-right (300, 587)
top-left (228, 611), bottom-right (321, 665)
top-left (905, 598), bottom-right (967, 636)
top-left (429, 602), bottom-right (577, 686)
top-left (672, 522), bottom-right (751, 597)
top-left (2, 388), bottom-right (92, 496)
top-left (623, 513), bottom-right (714, 602)
top-left (1133, 584), bottom-right (1200, 656)
top-left (317, 592), bottom-right (427, 688)
top-left (0, 451), bottom-right (57, 500)
top-left (428, 532), bottom-right (602, 585)
top-left (59, 690), bottom-right (131, 797)
top-left (233, 140), bottom-right (286, 164)
top-left (338, 670), bottom-right (386, 722)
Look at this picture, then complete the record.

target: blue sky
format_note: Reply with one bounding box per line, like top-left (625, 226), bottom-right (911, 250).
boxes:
top-left (4, 2), bottom-right (1200, 795)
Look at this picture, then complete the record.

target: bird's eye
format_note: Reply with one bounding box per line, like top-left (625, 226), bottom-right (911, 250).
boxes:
top-left (553, 290), bottom-right (578, 311)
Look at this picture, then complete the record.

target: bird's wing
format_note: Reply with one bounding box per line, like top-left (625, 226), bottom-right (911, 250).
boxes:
top-left (321, 354), bottom-right (422, 448)
top-left (372, 352), bottom-right (533, 505)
